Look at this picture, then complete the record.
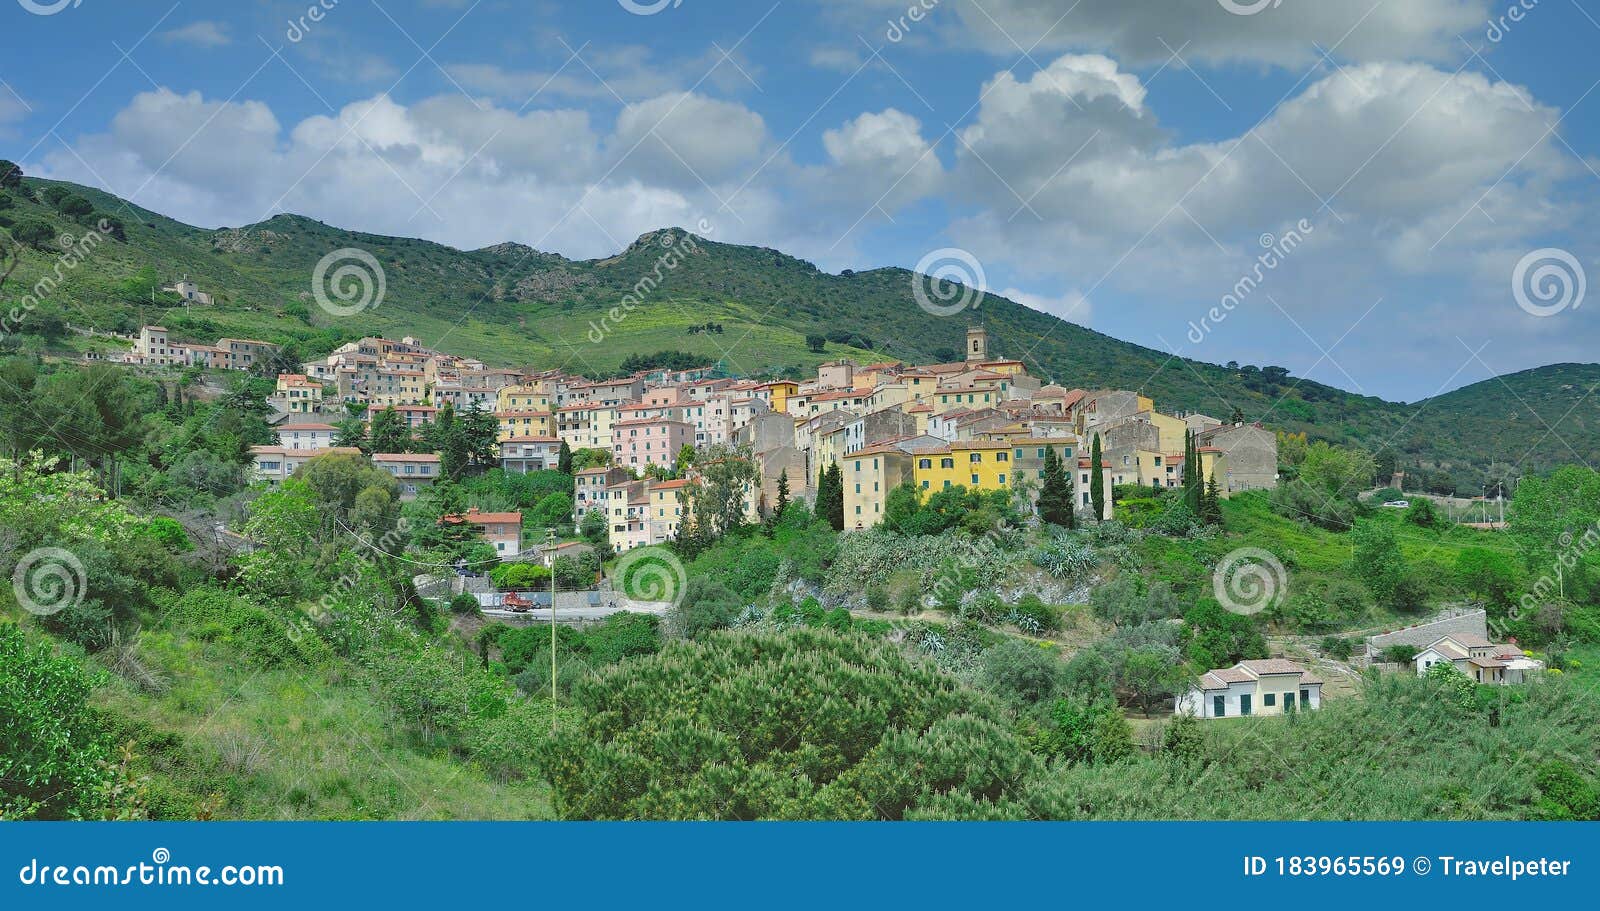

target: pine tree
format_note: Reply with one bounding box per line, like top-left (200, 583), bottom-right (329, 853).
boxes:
top-left (435, 403), bottom-right (470, 481)
top-left (558, 441), bottom-right (573, 475)
top-left (460, 400), bottom-right (499, 469)
top-left (368, 405), bottom-right (408, 454)
top-left (334, 416), bottom-right (368, 451)
top-left (1089, 434), bottom-right (1106, 523)
top-left (1037, 445), bottom-right (1074, 528)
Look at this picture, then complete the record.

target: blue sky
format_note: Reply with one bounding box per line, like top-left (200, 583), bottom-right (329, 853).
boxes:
top-left (3, 0), bottom-right (1599, 401)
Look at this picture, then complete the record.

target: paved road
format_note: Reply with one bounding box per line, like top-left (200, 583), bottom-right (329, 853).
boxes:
top-left (482, 605), bottom-right (669, 623)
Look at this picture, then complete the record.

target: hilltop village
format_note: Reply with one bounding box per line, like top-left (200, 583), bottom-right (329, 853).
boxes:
top-left (122, 324), bottom-right (1279, 554)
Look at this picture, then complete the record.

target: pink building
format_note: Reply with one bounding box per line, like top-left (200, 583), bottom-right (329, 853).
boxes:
top-left (612, 417), bottom-right (693, 470)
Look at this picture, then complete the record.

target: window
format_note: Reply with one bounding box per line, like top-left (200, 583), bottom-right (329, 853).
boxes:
top-left (1284, 692), bottom-right (1296, 711)
top-left (919, 458), bottom-right (932, 469)
top-left (996, 451), bottom-right (1008, 462)
top-left (970, 452), bottom-right (982, 463)
top-left (998, 474), bottom-right (1007, 485)
top-left (1300, 689), bottom-right (1310, 705)
top-left (1213, 695), bottom-right (1225, 717)
top-left (1239, 694), bottom-right (1252, 716)
top-left (1264, 693), bottom-right (1276, 707)
top-left (971, 474), bottom-right (979, 485)
top-left (941, 458), bottom-right (954, 469)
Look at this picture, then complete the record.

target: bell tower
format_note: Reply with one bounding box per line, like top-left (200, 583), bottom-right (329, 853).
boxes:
top-left (965, 325), bottom-right (988, 363)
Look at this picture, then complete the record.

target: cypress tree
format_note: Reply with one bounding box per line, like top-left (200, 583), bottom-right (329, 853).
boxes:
top-left (1183, 430), bottom-right (1203, 515)
top-left (558, 441), bottom-right (573, 475)
top-left (818, 463), bottom-right (845, 531)
top-left (1089, 434), bottom-right (1106, 523)
top-left (774, 468), bottom-right (790, 518)
top-left (1202, 471), bottom-right (1223, 525)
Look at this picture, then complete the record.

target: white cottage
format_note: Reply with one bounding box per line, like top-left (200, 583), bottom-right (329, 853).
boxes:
top-left (1414, 634), bottom-right (1543, 684)
top-left (1176, 659), bottom-right (1323, 719)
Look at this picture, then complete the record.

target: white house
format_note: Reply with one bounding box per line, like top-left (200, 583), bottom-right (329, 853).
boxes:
top-left (1414, 634), bottom-right (1543, 684)
top-left (1176, 659), bottom-right (1323, 719)
top-left (274, 422), bottom-right (338, 450)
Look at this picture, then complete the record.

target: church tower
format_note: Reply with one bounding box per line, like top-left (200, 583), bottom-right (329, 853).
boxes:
top-left (965, 325), bottom-right (988, 363)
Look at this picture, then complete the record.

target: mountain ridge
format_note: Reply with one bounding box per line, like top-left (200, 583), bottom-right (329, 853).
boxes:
top-left (2, 173), bottom-right (1596, 491)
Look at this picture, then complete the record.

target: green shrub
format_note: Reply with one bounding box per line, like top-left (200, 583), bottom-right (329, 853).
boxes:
top-left (164, 587), bottom-right (329, 668)
top-left (0, 623), bottom-right (120, 819)
top-left (540, 628), bottom-right (1037, 820)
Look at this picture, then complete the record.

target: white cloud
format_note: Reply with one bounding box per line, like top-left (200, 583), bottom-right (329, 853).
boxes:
top-left (816, 108), bottom-right (944, 209)
top-left (609, 92), bottom-right (770, 187)
top-left (824, 0), bottom-right (1490, 67)
top-left (160, 21), bottom-right (232, 48)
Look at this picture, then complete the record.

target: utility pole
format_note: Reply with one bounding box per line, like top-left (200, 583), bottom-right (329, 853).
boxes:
top-left (547, 526), bottom-right (558, 731)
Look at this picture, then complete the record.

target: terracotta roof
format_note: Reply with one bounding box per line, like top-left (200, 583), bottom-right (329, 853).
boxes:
top-left (500, 436), bottom-right (561, 444)
top-left (1237, 659), bottom-right (1309, 677)
top-left (446, 508), bottom-right (522, 525)
top-left (250, 445), bottom-right (361, 458)
top-left (651, 479), bottom-right (693, 490)
top-left (372, 452), bottom-right (440, 463)
top-left (277, 423), bottom-right (337, 432)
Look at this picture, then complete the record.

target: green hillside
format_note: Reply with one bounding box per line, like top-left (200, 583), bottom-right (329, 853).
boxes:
top-left (2, 170), bottom-right (1596, 490)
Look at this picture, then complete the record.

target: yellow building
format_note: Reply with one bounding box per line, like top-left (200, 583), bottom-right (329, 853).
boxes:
top-left (498, 384), bottom-right (552, 413)
top-left (1142, 410), bottom-right (1189, 454)
top-left (759, 380), bottom-right (799, 415)
top-left (910, 440), bottom-right (1014, 493)
top-left (497, 410), bottom-right (553, 442)
top-left (275, 374), bottom-right (323, 414)
top-left (814, 425), bottom-right (849, 483)
top-left (843, 440), bottom-right (1018, 528)
top-left (843, 447), bottom-right (913, 529)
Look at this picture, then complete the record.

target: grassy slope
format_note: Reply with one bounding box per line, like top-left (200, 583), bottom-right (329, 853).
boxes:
top-left (74, 617), bottom-right (551, 821)
top-left (1133, 492), bottom-right (1519, 632)
top-left (4, 175), bottom-right (1599, 476)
